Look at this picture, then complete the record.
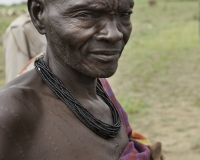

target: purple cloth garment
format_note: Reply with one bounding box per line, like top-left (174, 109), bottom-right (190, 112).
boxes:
top-left (99, 78), bottom-right (150, 160)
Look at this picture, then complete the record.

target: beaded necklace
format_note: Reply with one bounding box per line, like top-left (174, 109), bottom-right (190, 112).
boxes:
top-left (34, 56), bottom-right (121, 139)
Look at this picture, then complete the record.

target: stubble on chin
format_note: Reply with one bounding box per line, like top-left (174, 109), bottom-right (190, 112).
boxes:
top-left (52, 44), bottom-right (118, 78)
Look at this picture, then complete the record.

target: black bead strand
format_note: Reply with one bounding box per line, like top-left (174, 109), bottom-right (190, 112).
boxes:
top-left (34, 56), bottom-right (122, 139)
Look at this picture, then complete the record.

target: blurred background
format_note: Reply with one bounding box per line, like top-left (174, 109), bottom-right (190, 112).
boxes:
top-left (0, 0), bottom-right (200, 159)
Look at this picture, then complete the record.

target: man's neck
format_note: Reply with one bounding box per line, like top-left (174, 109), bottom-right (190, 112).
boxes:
top-left (44, 50), bottom-right (98, 100)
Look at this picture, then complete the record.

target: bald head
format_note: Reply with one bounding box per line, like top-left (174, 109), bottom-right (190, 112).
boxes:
top-left (27, 0), bottom-right (63, 10)
top-left (27, 0), bottom-right (134, 78)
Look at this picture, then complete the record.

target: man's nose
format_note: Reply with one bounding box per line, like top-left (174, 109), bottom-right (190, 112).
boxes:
top-left (96, 20), bottom-right (123, 42)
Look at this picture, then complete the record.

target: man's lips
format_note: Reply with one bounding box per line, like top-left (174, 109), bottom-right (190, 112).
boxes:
top-left (89, 50), bottom-right (121, 62)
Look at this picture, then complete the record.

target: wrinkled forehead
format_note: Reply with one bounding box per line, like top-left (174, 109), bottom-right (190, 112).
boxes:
top-left (49, 0), bottom-right (134, 12)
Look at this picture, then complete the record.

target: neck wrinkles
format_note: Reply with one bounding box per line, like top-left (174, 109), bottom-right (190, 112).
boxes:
top-left (44, 48), bottom-right (98, 99)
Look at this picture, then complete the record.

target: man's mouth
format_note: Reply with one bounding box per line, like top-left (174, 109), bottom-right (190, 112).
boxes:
top-left (89, 51), bottom-right (121, 62)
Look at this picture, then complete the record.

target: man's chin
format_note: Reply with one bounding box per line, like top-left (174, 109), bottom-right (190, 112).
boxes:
top-left (70, 63), bottom-right (118, 79)
top-left (86, 69), bottom-right (117, 79)
top-left (98, 72), bottom-right (116, 78)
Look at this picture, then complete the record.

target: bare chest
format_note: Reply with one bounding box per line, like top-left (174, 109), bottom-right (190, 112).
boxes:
top-left (26, 95), bottom-right (128, 160)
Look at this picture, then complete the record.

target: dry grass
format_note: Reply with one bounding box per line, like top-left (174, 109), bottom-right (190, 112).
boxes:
top-left (108, 1), bottom-right (200, 159)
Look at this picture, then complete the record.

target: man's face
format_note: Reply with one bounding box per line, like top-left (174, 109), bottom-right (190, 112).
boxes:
top-left (45, 0), bottom-right (134, 78)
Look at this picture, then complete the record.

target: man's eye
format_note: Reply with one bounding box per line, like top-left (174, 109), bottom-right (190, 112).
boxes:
top-left (120, 12), bottom-right (132, 17)
top-left (77, 13), bottom-right (93, 19)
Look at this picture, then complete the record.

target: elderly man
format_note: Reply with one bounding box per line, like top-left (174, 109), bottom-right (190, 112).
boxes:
top-left (0, 0), bottom-right (151, 159)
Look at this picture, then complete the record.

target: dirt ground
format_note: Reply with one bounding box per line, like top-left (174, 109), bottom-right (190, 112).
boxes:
top-left (108, 52), bottom-right (200, 160)
top-left (108, 3), bottom-right (200, 159)
top-left (131, 103), bottom-right (200, 160)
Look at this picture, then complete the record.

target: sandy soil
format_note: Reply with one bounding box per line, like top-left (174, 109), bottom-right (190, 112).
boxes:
top-left (108, 54), bottom-right (200, 160)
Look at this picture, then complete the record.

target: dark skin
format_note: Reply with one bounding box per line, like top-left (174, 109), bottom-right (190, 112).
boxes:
top-left (0, 0), bottom-right (135, 159)
top-left (30, 0), bottom-right (133, 124)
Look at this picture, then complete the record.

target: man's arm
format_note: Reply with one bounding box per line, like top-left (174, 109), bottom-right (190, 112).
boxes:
top-left (0, 92), bottom-right (26, 159)
top-left (0, 87), bottom-right (40, 160)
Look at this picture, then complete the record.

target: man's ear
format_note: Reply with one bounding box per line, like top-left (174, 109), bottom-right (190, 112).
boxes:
top-left (28, 0), bottom-right (46, 35)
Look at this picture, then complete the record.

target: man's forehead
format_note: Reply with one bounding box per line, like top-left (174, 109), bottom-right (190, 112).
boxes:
top-left (50, 0), bottom-right (133, 11)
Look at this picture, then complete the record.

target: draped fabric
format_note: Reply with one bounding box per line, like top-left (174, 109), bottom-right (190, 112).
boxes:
top-left (99, 78), bottom-right (150, 160)
top-left (3, 14), bottom-right (46, 82)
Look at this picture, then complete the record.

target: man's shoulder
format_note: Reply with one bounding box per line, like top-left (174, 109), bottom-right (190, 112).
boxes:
top-left (0, 78), bottom-right (41, 118)
top-left (0, 83), bottom-right (42, 159)
top-left (1, 69), bottom-right (41, 97)
top-left (0, 70), bottom-right (47, 117)
top-left (1, 80), bottom-right (34, 98)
